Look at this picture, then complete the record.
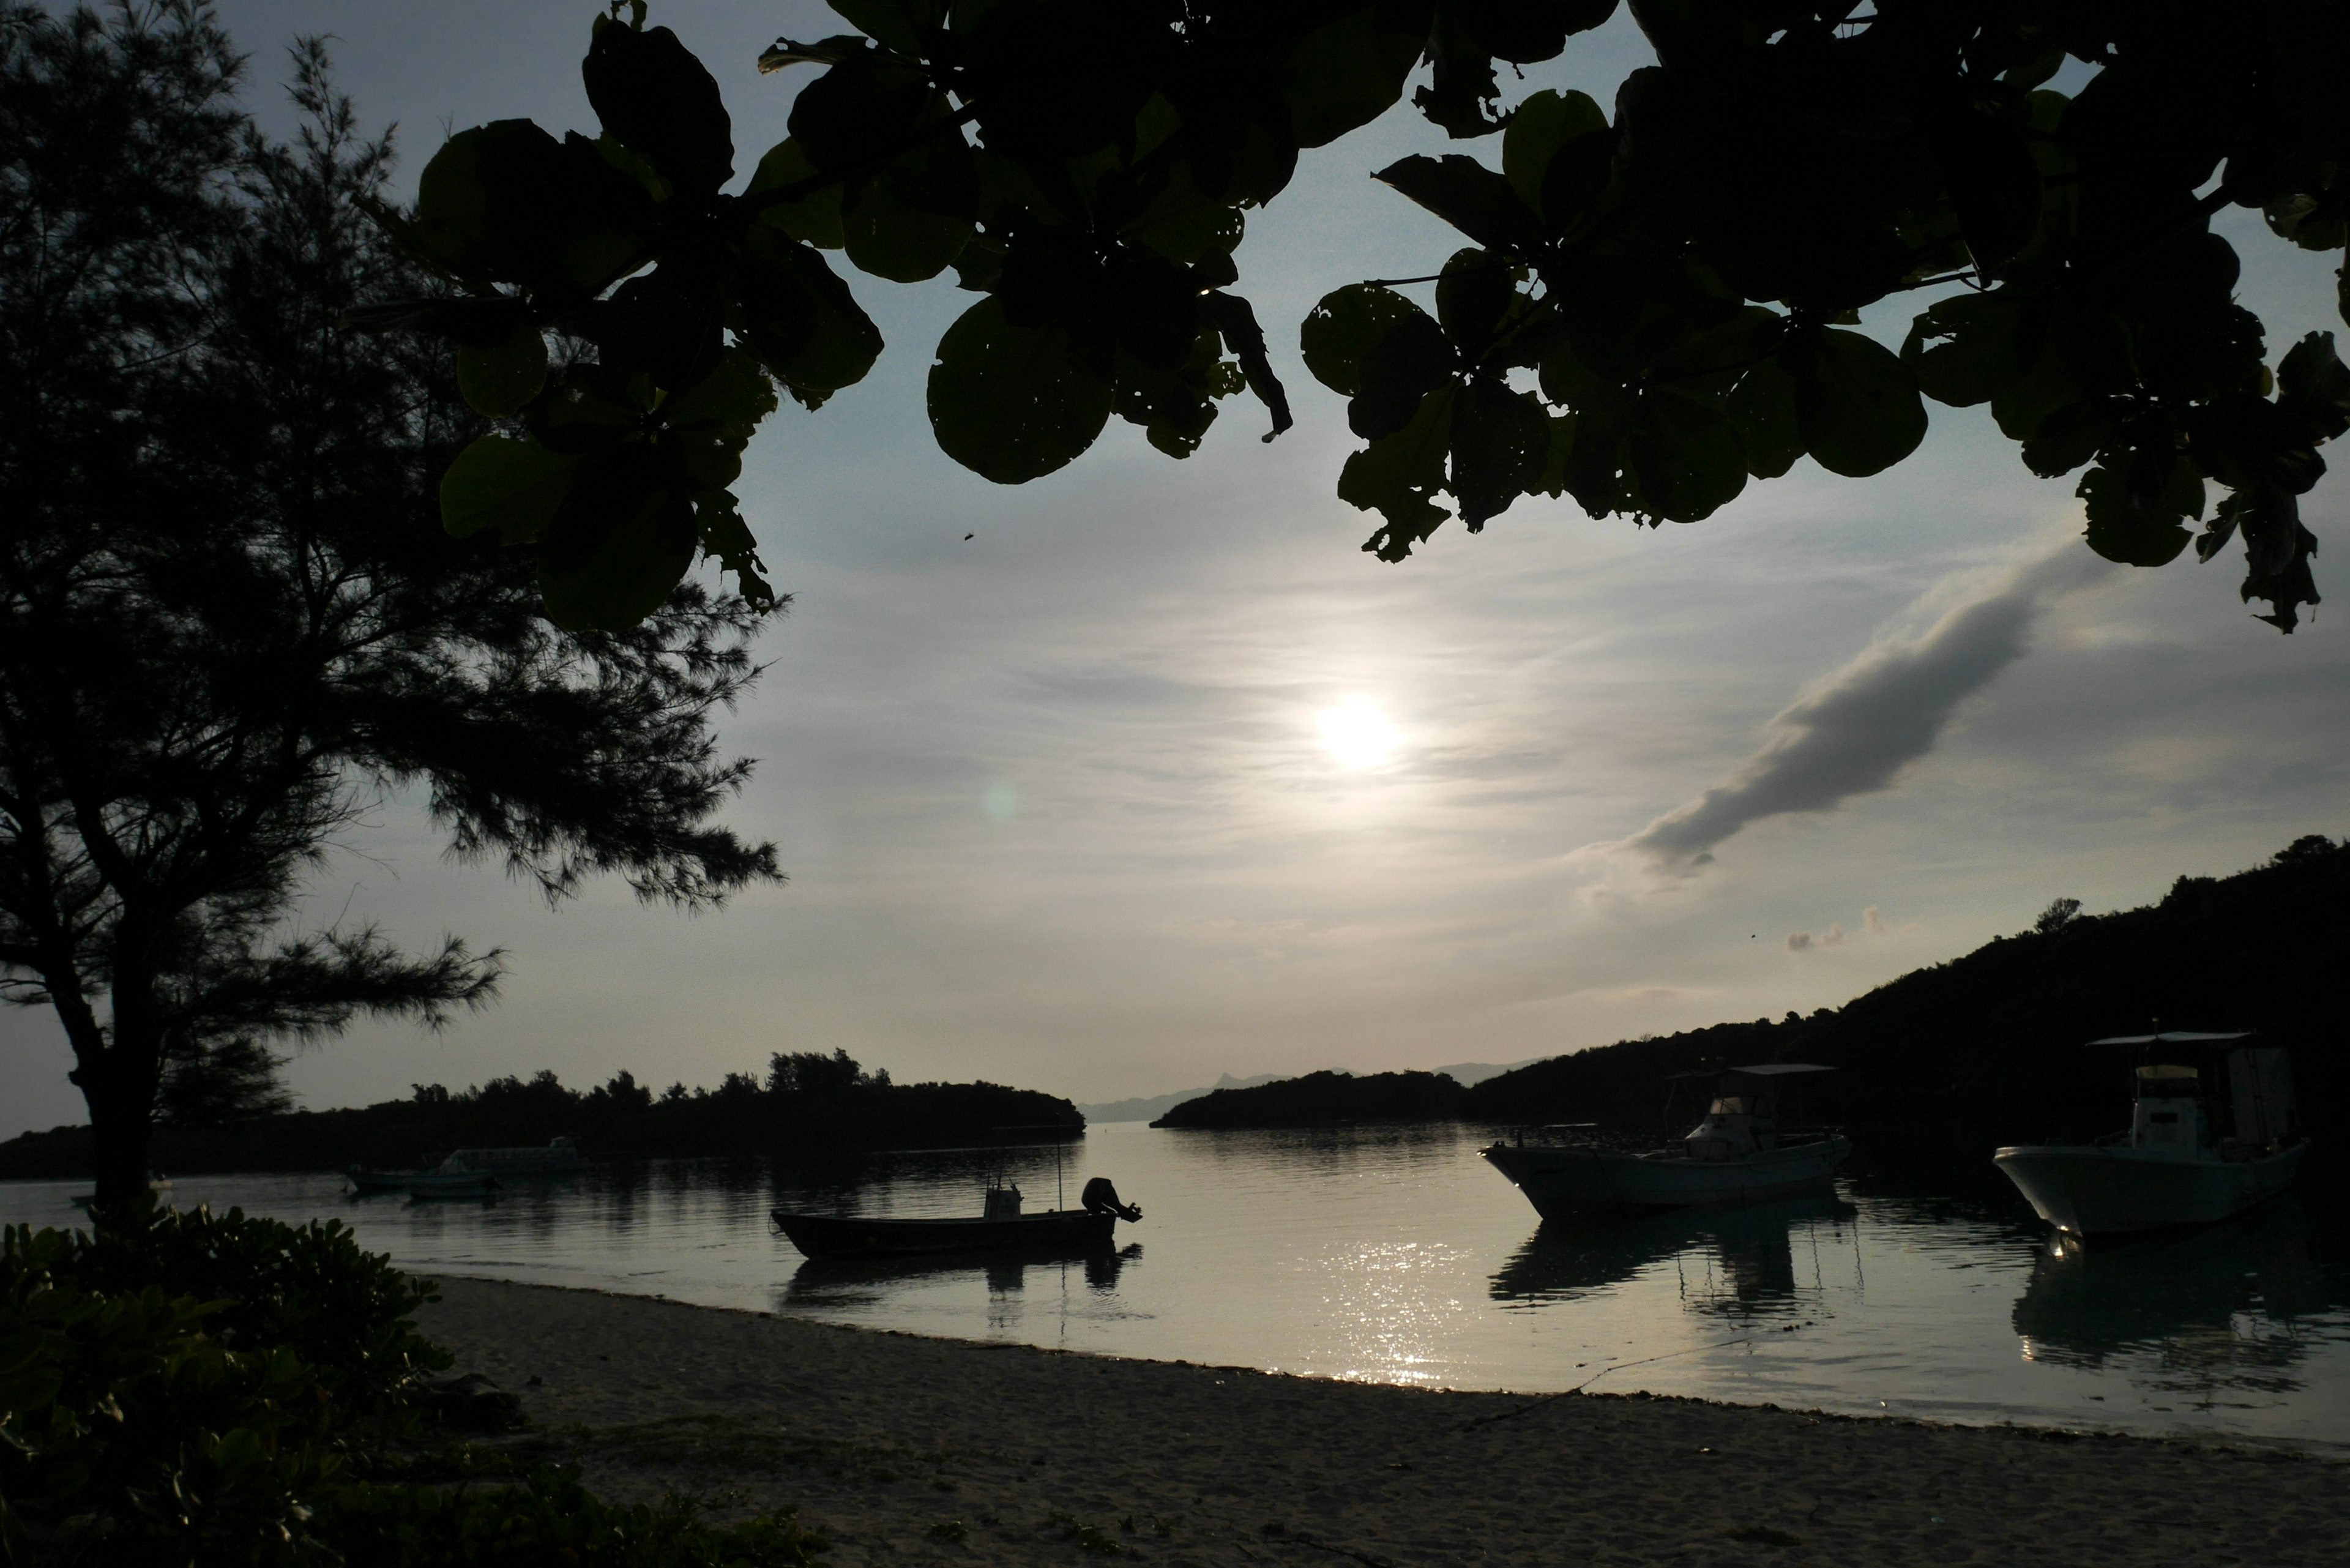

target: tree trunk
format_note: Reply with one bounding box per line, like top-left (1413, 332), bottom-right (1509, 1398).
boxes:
top-left (87, 1069), bottom-right (157, 1215)
top-left (81, 988), bottom-right (163, 1219)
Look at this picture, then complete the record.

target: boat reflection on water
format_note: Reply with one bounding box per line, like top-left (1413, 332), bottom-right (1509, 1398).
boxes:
top-left (1491, 1193), bottom-right (1856, 1320)
top-left (780, 1241), bottom-right (1143, 1311)
top-left (2013, 1199), bottom-right (2328, 1395)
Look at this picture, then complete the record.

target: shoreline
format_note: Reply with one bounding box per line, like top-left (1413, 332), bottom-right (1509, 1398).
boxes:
top-left (421, 1276), bottom-right (2348, 1567)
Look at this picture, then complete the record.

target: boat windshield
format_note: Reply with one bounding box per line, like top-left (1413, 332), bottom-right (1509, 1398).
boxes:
top-left (1708, 1096), bottom-right (1747, 1116)
top-left (2133, 1064), bottom-right (2198, 1097)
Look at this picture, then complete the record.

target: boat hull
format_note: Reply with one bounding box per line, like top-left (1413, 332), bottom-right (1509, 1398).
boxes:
top-left (772, 1208), bottom-right (1118, 1260)
top-left (406, 1172), bottom-right (500, 1198)
top-left (1483, 1137), bottom-right (1849, 1220)
top-left (1993, 1139), bottom-right (2308, 1236)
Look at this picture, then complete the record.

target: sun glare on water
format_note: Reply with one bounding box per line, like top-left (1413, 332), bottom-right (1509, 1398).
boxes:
top-left (1318, 698), bottom-right (1400, 771)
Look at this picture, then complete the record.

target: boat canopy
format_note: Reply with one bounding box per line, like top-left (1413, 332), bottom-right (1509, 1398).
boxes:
top-left (2136, 1064), bottom-right (2199, 1080)
top-left (2087, 1031), bottom-right (2253, 1045)
top-left (1730, 1062), bottom-right (1836, 1076)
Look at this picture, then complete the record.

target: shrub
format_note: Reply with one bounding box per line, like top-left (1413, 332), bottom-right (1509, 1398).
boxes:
top-left (55, 1202), bottom-right (450, 1427)
top-left (1, 1212), bottom-right (825, 1566)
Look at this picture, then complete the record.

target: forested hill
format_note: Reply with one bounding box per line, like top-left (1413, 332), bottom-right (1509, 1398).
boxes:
top-left (1461, 837), bottom-right (2350, 1154)
top-left (0, 1051), bottom-right (1081, 1179)
top-left (1154, 1070), bottom-right (1466, 1128)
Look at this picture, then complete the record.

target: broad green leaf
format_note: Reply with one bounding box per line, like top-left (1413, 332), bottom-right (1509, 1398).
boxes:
top-left (2277, 331), bottom-right (2350, 444)
top-left (595, 266), bottom-right (723, 387)
top-left (838, 100), bottom-right (979, 283)
top-left (789, 54), bottom-right (933, 177)
top-left (1903, 290), bottom-right (2040, 408)
top-left (2019, 402), bottom-right (2111, 477)
top-left (1792, 329), bottom-right (1928, 477)
top-left (524, 365), bottom-right (646, 457)
top-left (1450, 380), bottom-right (1551, 526)
top-left (695, 493), bottom-right (776, 609)
top-left (1343, 384), bottom-right (1457, 560)
top-left (583, 20), bottom-right (734, 196)
top-left (1628, 389), bottom-right (1749, 521)
top-left (1435, 247), bottom-right (1518, 358)
top-left (1934, 111), bottom-right (2040, 275)
top-left (1373, 155), bottom-right (1541, 252)
top-left (748, 139), bottom-right (846, 249)
top-left (1121, 172), bottom-right (1245, 266)
top-left (736, 229), bottom-right (884, 399)
top-left (414, 121), bottom-right (570, 281)
top-left (412, 124), bottom-right (649, 294)
top-left (2079, 465), bottom-right (2191, 567)
top-left (454, 324), bottom-right (549, 417)
top-left (1725, 358), bottom-right (1802, 478)
top-left (927, 297), bottom-right (1113, 483)
top-left (1537, 337), bottom-right (1611, 411)
top-left (537, 453), bottom-right (700, 630)
top-left (830, 0), bottom-right (943, 54)
top-left (439, 435), bottom-right (581, 543)
top-left (1349, 312), bottom-right (1457, 438)
top-left (1299, 285), bottom-right (1423, 397)
top-left (1502, 89), bottom-right (1605, 215)
top-left (1278, 1), bottom-right (1426, 148)
top-left (1531, 411), bottom-right (1578, 497)
top-left (660, 349), bottom-right (779, 444)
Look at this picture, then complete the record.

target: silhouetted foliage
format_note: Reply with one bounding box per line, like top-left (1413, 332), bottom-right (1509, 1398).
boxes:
top-left (2032, 895), bottom-right (2083, 935)
top-left (154, 1037), bottom-right (295, 1129)
top-left (365, 2), bottom-right (2349, 632)
top-left (1, 1206), bottom-right (825, 1562)
top-left (1461, 835), bottom-right (2350, 1156)
top-left (1153, 1069), bottom-right (1466, 1128)
top-left (0, 5), bottom-right (780, 1209)
top-left (0, 1055), bottom-right (1081, 1178)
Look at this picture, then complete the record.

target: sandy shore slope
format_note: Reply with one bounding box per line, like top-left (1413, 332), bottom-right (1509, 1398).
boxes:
top-left (422, 1278), bottom-right (2344, 1567)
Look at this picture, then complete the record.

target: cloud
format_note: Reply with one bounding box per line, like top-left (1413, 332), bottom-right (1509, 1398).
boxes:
top-left (1624, 546), bottom-right (2106, 870)
top-left (1788, 903), bottom-right (1912, 953)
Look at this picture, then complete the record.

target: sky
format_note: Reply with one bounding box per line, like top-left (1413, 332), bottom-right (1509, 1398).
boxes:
top-left (4, 3), bottom-right (2346, 1135)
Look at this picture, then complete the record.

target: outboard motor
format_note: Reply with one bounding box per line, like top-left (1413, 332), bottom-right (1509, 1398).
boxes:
top-left (1081, 1176), bottom-right (1143, 1222)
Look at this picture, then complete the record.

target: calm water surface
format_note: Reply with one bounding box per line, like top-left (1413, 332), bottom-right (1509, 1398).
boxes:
top-left (7, 1121), bottom-right (2344, 1449)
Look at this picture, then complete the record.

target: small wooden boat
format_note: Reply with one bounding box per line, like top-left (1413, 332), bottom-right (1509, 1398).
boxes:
top-left (1483, 1064), bottom-right (1848, 1218)
top-left (1995, 1032), bottom-right (2308, 1238)
top-left (772, 1176), bottom-right (1141, 1260)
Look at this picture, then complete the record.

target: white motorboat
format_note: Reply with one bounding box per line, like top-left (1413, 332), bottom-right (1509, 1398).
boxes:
top-left (1483, 1064), bottom-right (1849, 1219)
top-left (1994, 1032), bottom-right (2308, 1238)
top-left (403, 1136), bottom-right (583, 1198)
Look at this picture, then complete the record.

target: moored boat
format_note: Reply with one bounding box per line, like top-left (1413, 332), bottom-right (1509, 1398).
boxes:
top-left (400, 1138), bottom-right (583, 1200)
top-left (772, 1176), bottom-right (1143, 1260)
top-left (1994, 1031), bottom-right (2308, 1238)
top-left (1483, 1064), bottom-right (1848, 1219)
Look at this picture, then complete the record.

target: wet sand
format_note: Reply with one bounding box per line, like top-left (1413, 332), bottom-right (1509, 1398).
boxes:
top-left (422, 1277), bottom-right (2346, 1567)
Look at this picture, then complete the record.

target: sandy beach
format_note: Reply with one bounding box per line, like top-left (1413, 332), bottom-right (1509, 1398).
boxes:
top-left (422, 1277), bottom-right (2345, 1567)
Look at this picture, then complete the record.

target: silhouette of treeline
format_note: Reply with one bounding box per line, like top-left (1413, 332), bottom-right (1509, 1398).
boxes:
top-left (0, 1050), bottom-right (1080, 1178)
top-left (1461, 837), bottom-right (2349, 1160)
top-left (1152, 1069), bottom-right (1466, 1129)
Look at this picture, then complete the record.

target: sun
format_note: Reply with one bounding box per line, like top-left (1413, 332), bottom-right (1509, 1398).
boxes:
top-left (1318, 698), bottom-right (1399, 770)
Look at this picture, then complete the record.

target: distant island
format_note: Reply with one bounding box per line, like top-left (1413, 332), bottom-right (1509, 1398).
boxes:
top-left (0, 1050), bottom-right (1080, 1179)
top-left (1153, 1070), bottom-right (1466, 1128)
top-left (1083, 1059), bottom-right (1534, 1124)
top-left (1463, 836), bottom-right (2348, 1155)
